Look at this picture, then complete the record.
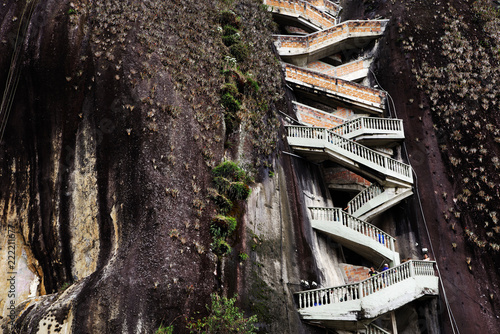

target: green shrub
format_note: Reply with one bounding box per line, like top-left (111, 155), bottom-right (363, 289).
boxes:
top-left (222, 25), bottom-right (240, 46)
top-left (156, 324), bottom-right (174, 334)
top-left (245, 76), bottom-right (260, 93)
top-left (221, 93), bottom-right (241, 113)
top-left (223, 25), bottom-right (239, 36)
top-left (211, 237), bottom-right (232, 255)
top-left (224, 112), bottom-right (240, 134)
top-left (213, 176), bottom-right (232, 194)
top-left (214, 177), bottom-right (251, 201)
top-left (222, 34), bottom-right (240, 46)
top-left (212, 161), bottom-right (248, 182)
top-left (59, 282), bottom-right (70, 293)
top-left (211, 215), bottom-right (237, 237)
top-left (221, 83), bottom-right (239, 96)
top-left (219, 10), bottom-right (241, 28)
top-left (229, 182), bottom-right (251, 201)
top-left (187, 294), bottom-right (257, 333)
top-left (230, 42), bottom-right (250, 62)
top-left (238, 252), bottom-right (249, 261)
top-left (214, 194), bottom-right (232, 214)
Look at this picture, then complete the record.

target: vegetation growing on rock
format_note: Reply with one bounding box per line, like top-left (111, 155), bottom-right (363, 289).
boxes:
top-left (402, 0), bottom-right (500, 252)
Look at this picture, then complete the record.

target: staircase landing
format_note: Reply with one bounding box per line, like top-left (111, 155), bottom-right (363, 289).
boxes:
top-left (295, 261), bottom-right (439, 330)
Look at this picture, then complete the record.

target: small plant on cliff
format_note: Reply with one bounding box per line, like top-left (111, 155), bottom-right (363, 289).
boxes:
top-left (210, 215), bottom-right (237, 238)
top-left (213, 160), bottom-right (252, 184)
top-left (221, 92), bottom-right (241, 113)
top-left (222, 25), bottom-right (241, 46)
top-left (59, 282), bottom-right (71, 293)
top-left (238, 252), bottom-right (249, 262)
top-left (230, 42), bottom-right (250, 62)
top-left (211, 237), bottom-right (232, 255)
top-left (155, 324), bottom-right (174, 334)
top-left (209, 161), bottom-right (252, 256)
top-left (219, 10), bottom-right (241, 29)
top-left (208, 188), bottom-right (233, 214)
top-left (186, 293), bottom-right (257, 333)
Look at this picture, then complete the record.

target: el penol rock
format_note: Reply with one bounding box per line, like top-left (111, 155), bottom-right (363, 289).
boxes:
top-left (0, 0), bottom-right (499, 333)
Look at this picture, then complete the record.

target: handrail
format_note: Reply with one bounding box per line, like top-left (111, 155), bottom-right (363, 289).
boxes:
top-left (309, 207), bottom-right (395, 251)
top-left (347, 183), bottom-right (384, 216)
top-left (295, 260), bottom-right (436, 309)
top-left (284, 64), bottom-right (386, 109)
top-left (274, 20), bottom-right (388, 50)
top-left (286, 126), bottom-right (412, 181)
top-left (263, 0), bottom-right (337, 29)
top-left (365, 323), bottom-right (391, 334)
top-left (293, 101), bottom-right (346, 126)
top-left (330, 117), bottom-right (403, 137)
top-left (306, 0), bottom-right (342, 16)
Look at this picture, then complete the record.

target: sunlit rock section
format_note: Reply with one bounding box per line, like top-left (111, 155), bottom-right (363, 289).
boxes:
top-left (0, 162), bottom-right (43, 321)
top-left (68, 116), bottom-right (100, 281)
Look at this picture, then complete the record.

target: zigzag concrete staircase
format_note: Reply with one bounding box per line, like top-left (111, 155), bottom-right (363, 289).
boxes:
top-left (306, 58), bottom-right (372, 81)
top-left (331, 116), bottom-right (404, 145)
top-left (285, 64), bottom-right (386, 114)
top-left (286, 125), bottom-right (413, 187)
top-left (266, 0), bottom-right (439, 331)
top-left (365, 323), bottom-right (391, 334)
top-left (346, 183), bottom-right (413, 222)
top-left (274, 19), bottom-right (388, 66)
top-left (309, 207), bottom-right (399, 265)
top-left (264, 0), bottom-right (339, 31)
top-left (295, 260), bottom-right (439, 328)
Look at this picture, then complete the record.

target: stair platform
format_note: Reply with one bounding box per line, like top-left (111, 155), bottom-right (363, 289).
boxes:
top-left (295, 261), bottom-right (439, 329)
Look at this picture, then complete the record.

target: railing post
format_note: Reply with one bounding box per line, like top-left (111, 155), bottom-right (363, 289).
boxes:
top-left (358, 282), bottom-right (363, 299)
top-left (409, 261), bottom-right (415, 277)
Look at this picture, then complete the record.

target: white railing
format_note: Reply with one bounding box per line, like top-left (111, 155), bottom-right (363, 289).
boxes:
top-left (306, 0), bottom-right (342, 16)
top-left (347, 184), bottom-right (384, 216)
top-left (286, 126), bottom-right (412, 182)
top-left (285, 64), bottom-right (386, 110)
top-left (263, 0), bottom-right (336, 29)
top-left (296, 260), bottom-right (436, 309)
top-left (293, 101), bottom-right (346, 126)
top-left (365, 323), bottom-right (391, 334)
top-left (274, 20), bottom-right (388, 51)
top-left (331, 117), bottom-right (403, 137)
top-left (309, 207), bottom-right (395, 251)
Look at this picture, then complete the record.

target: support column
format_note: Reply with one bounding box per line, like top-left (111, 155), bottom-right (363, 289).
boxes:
top-left (391, 311), bottom-right (398, 334)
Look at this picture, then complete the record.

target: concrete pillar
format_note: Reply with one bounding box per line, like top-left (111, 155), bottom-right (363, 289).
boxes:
top-left (391, 311), bottom-right (398, 334)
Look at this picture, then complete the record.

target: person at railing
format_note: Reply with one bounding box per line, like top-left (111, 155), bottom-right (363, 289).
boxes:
top-left (423, 253), bottom-right (431, 261)
top-left (381, 263), bottom-right (390, 286)
top-left (378, 232), bottom-right (385, 245)
top-left (368, 267), bottom-right (378, 277)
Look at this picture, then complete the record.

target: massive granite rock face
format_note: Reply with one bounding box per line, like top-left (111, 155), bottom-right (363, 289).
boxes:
top-left (364, 0), bottom-right (500, 332)
top-left (0, 0), bottom-right (321, 332)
